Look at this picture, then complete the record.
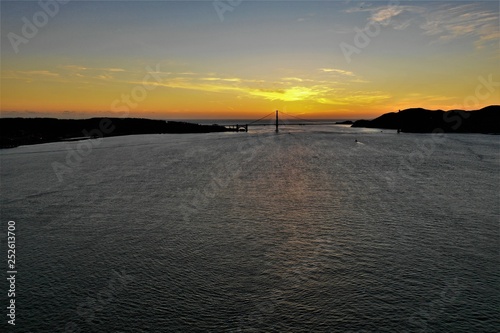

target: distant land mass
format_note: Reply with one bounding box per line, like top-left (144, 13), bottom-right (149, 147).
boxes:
top-left (336, 120), bottom-right (354, 125)
top-left (0, 118), bottom-right (231, 148)
top-left (352, 105), bottom-right (500, 134)
top-left (2, 106), bottom-right (499, 148)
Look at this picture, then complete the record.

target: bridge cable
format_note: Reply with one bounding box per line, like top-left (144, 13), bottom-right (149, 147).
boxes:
top-left (279, 110), bottom-right (317, 123)
top-left (247, 111), bottom-right (276, 125)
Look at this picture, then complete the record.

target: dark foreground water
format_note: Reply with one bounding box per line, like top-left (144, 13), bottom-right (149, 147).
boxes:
top-left (1, 125), bottom-right (499, 332)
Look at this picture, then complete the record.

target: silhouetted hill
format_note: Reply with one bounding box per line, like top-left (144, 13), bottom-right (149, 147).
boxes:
top-left (352, 106), bottom-right (500, 133)
top-left (0, 118), bottom-right (231, 148)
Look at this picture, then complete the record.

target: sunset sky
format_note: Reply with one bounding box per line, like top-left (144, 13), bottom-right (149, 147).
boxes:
top-left (1, 0), bottom-right (499, 120)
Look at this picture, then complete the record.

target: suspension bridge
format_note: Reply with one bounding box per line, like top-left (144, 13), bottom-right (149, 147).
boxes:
top-left (226, 110), bottom-right (341, 133)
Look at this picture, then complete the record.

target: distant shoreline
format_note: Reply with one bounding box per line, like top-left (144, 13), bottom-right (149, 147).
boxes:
top-left (2, 106), bottom-right (499, 149)
top-left (0, 118), bottom-right (236, 149)
top-left (351, 105), bottom-right (499, 134)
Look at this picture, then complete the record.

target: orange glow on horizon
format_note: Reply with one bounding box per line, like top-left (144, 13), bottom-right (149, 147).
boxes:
top-left (1, 59), bottom-right (498, 120)
top-left (2, 1), bottom-right (499, 121)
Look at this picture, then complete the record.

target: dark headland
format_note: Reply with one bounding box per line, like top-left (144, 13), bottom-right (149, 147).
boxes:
top-left (0, 118), bottom-right (233, 148)
top-left (352, 105), bottom-right (500, 134)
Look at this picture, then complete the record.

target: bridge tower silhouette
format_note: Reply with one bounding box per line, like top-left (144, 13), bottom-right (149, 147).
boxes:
top-left (227, 110), bottom-right (335, 132)
top-left (275, 110), bottom-right (278, 133)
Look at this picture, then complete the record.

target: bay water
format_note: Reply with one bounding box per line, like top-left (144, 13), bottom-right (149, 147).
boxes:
top-left (1, 125), bottom-right (498, 332)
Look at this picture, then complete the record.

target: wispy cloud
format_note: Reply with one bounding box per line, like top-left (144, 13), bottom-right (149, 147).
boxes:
top-left (419, 3), bottom-right (499, 47)
top-left (371, 7), bottom-right (404, 24)
top-left (282, 77), bottom-right (304, 82)
top-left (319, 68), bottom-right (355, 76)
top-left (63, 65), bottom-right (126, 72)
top-left (395, 93), bottom-right (457, 108)
top-left (19, 70), bottom-right (59, 77)
top-left (133, 71), bottom-right (376, 105)
top-left (1, 70), bottom-right (60, 81)
top-left (2, 66), bottom-right (383, 106)
top-left (317, 90), bottom-right (391, 106)
top-left (345, 2), bottom-right (499, 48)
top-left (140, 77), bottom-right (327, 103)
top-left (474, 28), bottom-right (500, 50)
top-left (200, 77), bottom-right (242, 83)
top-left (346, 3), bottom-right (421, 25)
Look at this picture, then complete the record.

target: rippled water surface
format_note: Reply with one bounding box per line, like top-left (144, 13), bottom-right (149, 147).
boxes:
top-left (1, 125), bottom-right (499, 332)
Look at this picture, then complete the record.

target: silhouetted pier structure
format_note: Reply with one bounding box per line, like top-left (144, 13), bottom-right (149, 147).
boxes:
top-left (226, 124), bottom-right (248, 132)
